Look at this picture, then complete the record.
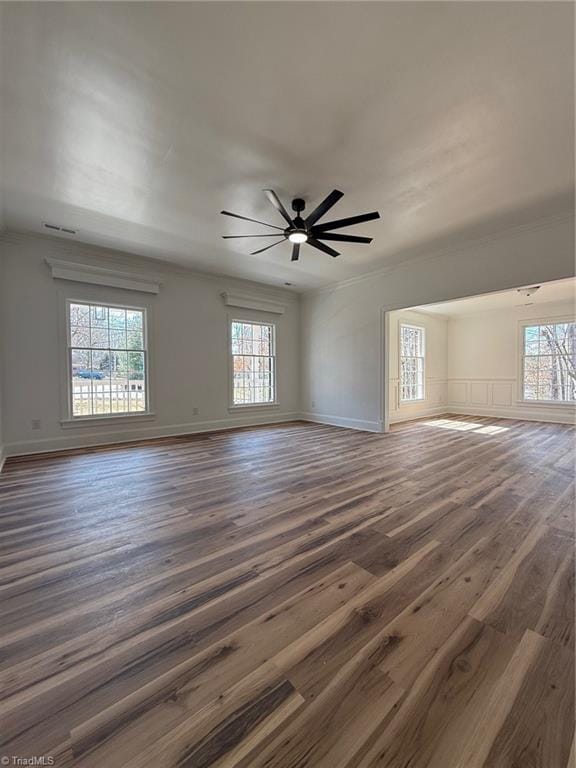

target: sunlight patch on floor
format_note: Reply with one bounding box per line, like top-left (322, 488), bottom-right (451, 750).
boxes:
top-left (422, 419), bottom-right (510, 435)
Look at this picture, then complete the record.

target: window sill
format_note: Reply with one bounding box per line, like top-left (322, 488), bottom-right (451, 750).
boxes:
top-left (228, 403), bottom-right (280, 411)
top-left (60, 412), bottom-right (156, 429)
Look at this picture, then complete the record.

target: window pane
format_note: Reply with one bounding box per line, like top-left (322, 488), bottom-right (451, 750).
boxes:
top-left (109, 308), bottom-right (127, 330)
top-left (110, 328), bottom-right (127, 349)
top-left (90, 305), bottom-right (108, 328)
top-left (128, 351), bottom-right (145, 377)
top-left (111, 376), bottom-right (128, 413)
top-left (538, 383), bottom-right (553, 401)
top-left (90, 326), bottom-right (109, 349)
top-left (522, 321), bottom-right (576, 402)
top-left (70, 303), bottom-right (90, 327)
top-left (523, 383), bottom-right (538, 400)
top-left (126, 310), bottom-right (143, 330)
top-left (91, 350), bottom-right (109, 375)
top-left (524, 325), bottom-right (539, 353)
top-left (71, 349), bottom-right (92, 416)
top-left (71, 348), bottom-right (90, 372)
top-left (231, 322), bottom-right (242, 354)
top-left (71, 326), bottom-right (90, 347)
top-left (231, 322), bottom-right (275, 405)
top-left (72, 382), bottom-right (93, 416)
top-left (128, 374), bottom-right (146, 412)
top-left (400, 325), bottom-right (425, 401)
top-left (68, 302), bottom-right (147, 417)
top-left (127, 330), bottom-right (144, 350)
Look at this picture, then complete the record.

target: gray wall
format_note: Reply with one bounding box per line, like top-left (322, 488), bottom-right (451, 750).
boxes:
top-left (0, 233), bottom-right (300, 455)
top-left (300, 215), bottom-right (575, 431)
top-left (1, 213), bottom-right (574, 458)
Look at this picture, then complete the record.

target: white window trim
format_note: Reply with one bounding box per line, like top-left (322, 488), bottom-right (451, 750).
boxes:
top-left (228, 316), bottom-right (279, 410)
top-left (399, 323), bottom-right (426, 403)
top-left (62, 298), bottom-right (154, 423)
top-left (517, 315), bottom-right (576, 407)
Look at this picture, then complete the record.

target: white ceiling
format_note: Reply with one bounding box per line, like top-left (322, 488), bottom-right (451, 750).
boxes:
top-left (1, 2), bottom-right (574, 290)
top-left (410, 277), bottom-right (576, 317)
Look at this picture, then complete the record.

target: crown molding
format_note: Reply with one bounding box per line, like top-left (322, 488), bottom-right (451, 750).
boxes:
top-left (302, 210), bottom-right (575, 298)
top-left (3, 211), bottom-right (572, 302)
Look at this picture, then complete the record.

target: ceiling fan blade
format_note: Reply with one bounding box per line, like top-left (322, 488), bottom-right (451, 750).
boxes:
top-left (220, 210), bottom-right (285, 231)
top-left (305, 189), bottom-right (344, 227)
top-left (314, 211), bottom-right (380, 232)
top-left (312, 232), bottom-right (373, 244)
top-left (222, 234), bottom-right (285, 239)
top-left (263, 189), bottom-right (293, 225)
top-left (250, 238), bottom-right (286, 255)
top-left (308, 238), bottom-right (340, 258)
top-left (291, 243), bottom-right (300, 262)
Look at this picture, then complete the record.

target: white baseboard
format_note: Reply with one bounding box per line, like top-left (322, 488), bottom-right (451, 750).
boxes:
top-left (3, 411), bottom-right (302, 459)
top-left (389, 405), bottom-right (448, 424)
top-left (300, 412), bottom-right (384, 433)
top-left (447, 404), bottom-right (576, 425)
top-left (4, 402), bottom-right (572, 464)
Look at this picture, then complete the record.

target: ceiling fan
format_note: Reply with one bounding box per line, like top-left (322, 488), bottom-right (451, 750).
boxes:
top-left (221, 189), bottom-right (380, 262)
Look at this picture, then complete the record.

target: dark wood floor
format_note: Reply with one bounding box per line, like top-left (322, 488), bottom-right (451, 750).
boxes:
top-left (0, 416), bottom-right (574, 767)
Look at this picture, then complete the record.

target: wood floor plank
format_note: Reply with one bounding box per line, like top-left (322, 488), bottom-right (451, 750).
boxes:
top-left (65, 562), bottom-right (373, 767)
top-left (453, 629), bottom-right (566, 768)
top-left (468, 525), bottom-right (573, 638)
top-left (103, 662), bottom-right (305, 768)
top-left (240, 656), bottom-right (404, 768)
top-left (480, 631), bottom-right (575, 768)
top-left (0, 416), bottom-right (573, 767)
top-left (355, 616), bottom-right (518, 768)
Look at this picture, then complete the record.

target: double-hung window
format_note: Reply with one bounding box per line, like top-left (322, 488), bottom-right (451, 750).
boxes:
top-left (400, 324), bottom-right (425, 402)
top-left (67, 301), bottom-right (148, 417)
top-left (522, 320), bottom-right (576, 403)
top-left (230, 320), bottom-right (276, 406)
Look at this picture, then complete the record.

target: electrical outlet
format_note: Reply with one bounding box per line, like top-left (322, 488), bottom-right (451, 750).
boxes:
top-left (192, 407), bottom-right (199, 416)
top-left (31, 419), bottom-right (41, 431)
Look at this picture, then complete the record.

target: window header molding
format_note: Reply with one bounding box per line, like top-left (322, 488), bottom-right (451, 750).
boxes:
top-left (221, 291), bottom-right (286, 315)
top-left (45, 258), bottom-right (162, 294)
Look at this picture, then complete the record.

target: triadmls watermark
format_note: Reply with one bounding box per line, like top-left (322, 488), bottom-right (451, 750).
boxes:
top-left (0, 758), bottom-right (55, 766)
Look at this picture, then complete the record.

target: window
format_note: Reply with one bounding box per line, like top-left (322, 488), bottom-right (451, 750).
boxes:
top-left (522, 321), bottom-right (576, 403)
top-left (400, 324), bottom-right (425, 401)
top-left (67, 301), bottom-right (148, 417)
top-left (230, 320), bottom-right (276, 406)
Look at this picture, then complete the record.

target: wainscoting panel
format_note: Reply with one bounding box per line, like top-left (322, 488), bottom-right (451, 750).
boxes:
top-left (428, 380), bottom-right (447, 405)
top-left (389, 378), bottom-right (448, 423)
top-left (469, 382), bottom-right (489, 405)
top-left (447, 381), bottom-right (467, 405)
top-left (492, 382), bottom-right (514, 407)
top-left (446, 378), bottom-right (575, 425)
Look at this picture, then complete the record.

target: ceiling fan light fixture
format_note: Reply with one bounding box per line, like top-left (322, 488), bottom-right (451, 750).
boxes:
top-left (288, 230), bottom-right (308, 244)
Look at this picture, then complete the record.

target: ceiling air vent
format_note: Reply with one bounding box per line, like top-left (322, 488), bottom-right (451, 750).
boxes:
top-left (43, 222), bottom-right (77, 235)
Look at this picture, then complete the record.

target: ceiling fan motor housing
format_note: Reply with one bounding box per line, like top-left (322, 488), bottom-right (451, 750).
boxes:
top-left (289, 216), bottom-right (306, 232)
